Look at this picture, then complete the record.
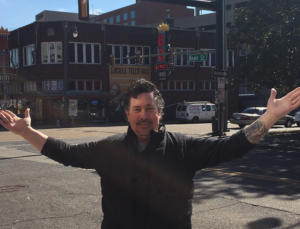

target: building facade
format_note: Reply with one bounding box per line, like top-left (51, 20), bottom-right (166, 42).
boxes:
top-left (96, 0), bottom-right (194, 26)
top-left (2, 20), bottom-right (239, 124)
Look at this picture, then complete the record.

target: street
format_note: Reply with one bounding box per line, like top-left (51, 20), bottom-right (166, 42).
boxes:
top-left (1, 123), bottom-right (300, 228)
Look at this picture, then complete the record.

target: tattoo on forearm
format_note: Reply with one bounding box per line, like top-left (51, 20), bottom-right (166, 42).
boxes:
top-left (243, 119), bottom-right (268, 144)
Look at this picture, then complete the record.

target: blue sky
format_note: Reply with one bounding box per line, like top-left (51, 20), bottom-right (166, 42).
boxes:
top-left (1, 0), bottom-right (137, 31)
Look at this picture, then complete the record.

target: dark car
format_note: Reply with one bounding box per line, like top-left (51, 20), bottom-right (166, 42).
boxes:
top-left (230, 107), bottom-right (294, 128)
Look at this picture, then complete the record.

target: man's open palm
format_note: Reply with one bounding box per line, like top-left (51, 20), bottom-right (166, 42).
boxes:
top-left (0, 108), bottom-right (31, 136)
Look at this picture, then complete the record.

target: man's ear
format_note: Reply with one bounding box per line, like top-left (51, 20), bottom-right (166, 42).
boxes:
top-left (125, 109), bottom-right (129, 119)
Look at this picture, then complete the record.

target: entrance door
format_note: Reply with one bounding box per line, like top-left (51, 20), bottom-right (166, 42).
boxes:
top-left (42, 100), bottom-right (54, 123)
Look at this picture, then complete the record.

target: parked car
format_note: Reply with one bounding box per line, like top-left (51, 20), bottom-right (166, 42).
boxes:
top-left (176, 101), bottom-right (215, 123)
top-left (294, 111), bottom-right (300, 127)
top-left (230, 107), bottom-right (294, 128)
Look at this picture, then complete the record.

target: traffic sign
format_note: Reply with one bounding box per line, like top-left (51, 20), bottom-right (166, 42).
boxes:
top-left (212, 69), bottom-right (228, 77)
top-left (187, 54), bottom-right (207, 62)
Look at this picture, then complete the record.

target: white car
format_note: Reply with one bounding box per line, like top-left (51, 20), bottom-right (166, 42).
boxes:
top-left (294, 111), bottom-right (300, 126)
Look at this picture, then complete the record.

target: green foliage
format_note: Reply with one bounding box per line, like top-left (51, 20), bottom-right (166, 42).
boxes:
top-left (230, 0), bottom-right (300, 95)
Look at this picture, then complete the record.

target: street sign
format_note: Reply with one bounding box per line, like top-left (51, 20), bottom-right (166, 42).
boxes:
top-left (212, 69), bottom-right (228, 77)
top-left (187, 54), bottom-right (207, 62)
top-left (217, 77), bottom-right (225, 89)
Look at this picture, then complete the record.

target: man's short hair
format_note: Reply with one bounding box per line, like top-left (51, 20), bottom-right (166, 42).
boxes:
top-left (123, 79), bottom-right (165, 116)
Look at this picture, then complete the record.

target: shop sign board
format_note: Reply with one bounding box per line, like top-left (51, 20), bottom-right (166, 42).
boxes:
top-left (109, 65), bottom-right (151, 121)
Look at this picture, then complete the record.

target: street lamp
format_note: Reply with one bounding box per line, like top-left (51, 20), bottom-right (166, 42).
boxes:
top-left (63, 23), bottom-right (78, 126)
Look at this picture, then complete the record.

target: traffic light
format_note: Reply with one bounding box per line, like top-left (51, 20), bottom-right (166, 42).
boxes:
top-left (169, 63), bottom-right (175, 71)
top-left (135, 51), bottom-right (142, 64)
top-left (109, 54), bottom-right (114, 65)
top-left (167, 44), bottom-right (173, 63)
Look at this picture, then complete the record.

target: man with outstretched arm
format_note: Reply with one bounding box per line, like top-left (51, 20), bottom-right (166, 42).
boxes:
top-left (0, 79), bottom-right (300, 229)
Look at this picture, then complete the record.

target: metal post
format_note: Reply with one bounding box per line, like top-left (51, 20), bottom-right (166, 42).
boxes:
top-left (63, 26), bottom-right (68, 126)
top-left (215, 0), bottom-right (227, 137)
top-left (1, 51), bottom-right (7, 110)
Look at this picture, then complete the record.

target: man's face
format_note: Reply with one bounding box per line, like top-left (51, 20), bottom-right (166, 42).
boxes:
top-left (125, 92), bottom-right (162, 143)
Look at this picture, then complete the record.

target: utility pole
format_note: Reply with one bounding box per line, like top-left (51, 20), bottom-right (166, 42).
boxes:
top-left (215, 0), bottom-right (227, 136)
top-left (141, 0), bottom-right (228, 136)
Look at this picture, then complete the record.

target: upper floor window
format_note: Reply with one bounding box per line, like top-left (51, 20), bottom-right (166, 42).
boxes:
top-left (107, 44), bottom-right (150, 66)
top-left (109, 17), bottom-right (114, 24)
top-left (42, 80), bottom-right (64, 92)
top-left (124, 23), bottom-right (128, 25)
top-left (200, 53), bottom-right (215, 67)
top-left (23, 44), bottom-right (35, 66)
top-left (123, 13), bottom-right (128, 21)
top-left (130, 11), bottom-right (135, 19)
top-left (200, 51), bottom-right (234, 68)
top-left (131, 21), bottom-right (135, 26)
top-left (69, 43), bottom-right (101, 64)
top-left (9, 48), bottom-right (19, 68)
top-left (199, 80), bottom-right (215, 91)
top-left (174, 48), bottom-right (194, 67)
top-left (226, 4), bottom-right (231, 10)
top-left (116, 15), bottom-right (120, 23)
top-left (159, 80), bottom-right (195, 91)
top-left (41, 42), bottom-right (62, 64)
top-left (69, 80), bottom-right (102, 91)
top-left (7, 83), bottom-right (21, 94)
top-left (227, 50), bottom-right (234, 68)
top-left (24, 81), bottom-right (37, 93)
top-left (103, 19), bottom-right (107, 23)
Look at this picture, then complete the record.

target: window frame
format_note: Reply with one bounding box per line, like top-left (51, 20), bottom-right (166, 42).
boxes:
top-left (227, 50), bottom-right (234, 68)
top-left (23, 44), bottom-right (35, 67)
top-left (130, 11), bottom-right (135, 19)
top-left (41, 42), bottom-right (63, 64)
top-left (123, 13), bottom-right (128, 21)
top-left (174, 47), bottom-right (194, 67)
top-left (199, 80), bottom-right (215, 91)
top-left (68, 80), bottom-right (102, 91)
top-left (116, 15), bottom-right (120, 23)
top-left (69, 42), bottom-right (101, 64)
top-left (159, 80), bottom-right (195, 91)
top-left (9, 48), bottom-right (19, 68)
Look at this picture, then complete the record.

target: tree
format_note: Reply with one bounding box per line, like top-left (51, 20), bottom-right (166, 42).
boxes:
top-left (230, 0), bottom-right (300, 95)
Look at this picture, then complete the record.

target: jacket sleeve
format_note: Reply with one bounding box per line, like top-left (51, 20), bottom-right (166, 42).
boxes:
top-left (41, 137), bottom-right (106, 170)
top-left (185, 130), bottom-right (255, 171)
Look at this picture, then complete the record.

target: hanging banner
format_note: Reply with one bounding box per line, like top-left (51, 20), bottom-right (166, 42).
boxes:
top-left (68, 99), bottom-right (78, 116)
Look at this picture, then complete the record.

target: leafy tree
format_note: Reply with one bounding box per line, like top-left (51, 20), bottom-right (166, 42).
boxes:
top-left (230, 0), bottom-right (300, 95)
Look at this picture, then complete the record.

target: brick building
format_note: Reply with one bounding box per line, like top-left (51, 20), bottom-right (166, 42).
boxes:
top-left (3, 20), bottom-right (238, 124)
top-left (96, 0), bottom-right (193, 26)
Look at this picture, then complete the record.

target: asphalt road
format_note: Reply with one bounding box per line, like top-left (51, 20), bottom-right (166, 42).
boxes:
top-left (0, 123), bottom-right (300, 228)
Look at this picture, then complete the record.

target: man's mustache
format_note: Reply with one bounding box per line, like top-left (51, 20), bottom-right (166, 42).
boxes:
top-left (137, 120), bottom-right (152, 125)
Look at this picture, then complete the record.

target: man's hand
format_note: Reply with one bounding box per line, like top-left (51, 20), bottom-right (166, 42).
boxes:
top-left (265, 87), bottom-right (300, 123)
top-left (0, 108), bottom-right (31, 137)
top-left (0, 108), bottom-right (48, 152)
top-left (243, 87), bottom-right (300, 144)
